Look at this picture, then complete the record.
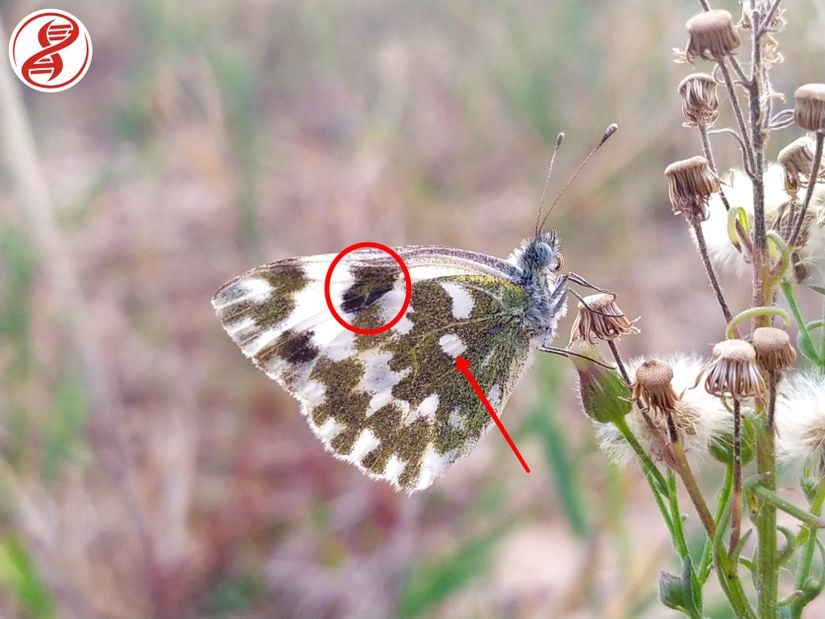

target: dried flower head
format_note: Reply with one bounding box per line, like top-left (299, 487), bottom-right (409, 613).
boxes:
top-left (703, 339), bottom-right (766, 399)
top-left (794, 84), bottom-right (825, 133)
top-left (685, 10), bottom-right (740, 62)
top-left (752, 327), bottom-right (796, 373)
top-left (678, 73), bottom-right (719, 128)
top-left (598, 355), bottom-right (733, 464)
top-left (569, 293), bottom-right (639, 345)
top-left (633, 360), bottom-right (678, 414)
top-left (778, 137), bottom-right (819, 197)
top-left (664, 156), bottom-right (720, 222)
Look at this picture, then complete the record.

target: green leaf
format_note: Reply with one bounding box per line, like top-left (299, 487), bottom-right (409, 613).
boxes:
top-left (0, 537), bottom-right (56, 619)
top-left (524, 358), bottom-right (589, 539)
top-left (809, 286), bottom-right (825, 297)
top-left (397, 523), bottom-right (511, 619)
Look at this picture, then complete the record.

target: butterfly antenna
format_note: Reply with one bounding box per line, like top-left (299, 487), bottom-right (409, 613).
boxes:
top-left (538, 123), bottom-right (618, 232)
top-left (534, 132), bottom-right (565, 237)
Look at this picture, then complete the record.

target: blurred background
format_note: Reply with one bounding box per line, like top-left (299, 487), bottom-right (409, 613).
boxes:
top-left (1, 1), bottom-right (824, 617)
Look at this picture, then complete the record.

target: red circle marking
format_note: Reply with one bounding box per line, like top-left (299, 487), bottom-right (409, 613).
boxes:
top-left (324, 242), bottom-right (412, 336)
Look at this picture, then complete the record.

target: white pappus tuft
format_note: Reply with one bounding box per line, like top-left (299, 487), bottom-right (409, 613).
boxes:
top-left (697, 164), bottom-right (825, 277)
top-left (775, 370), bottom-right (825, 474)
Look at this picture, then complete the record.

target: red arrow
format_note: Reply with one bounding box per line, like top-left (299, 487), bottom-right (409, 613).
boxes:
top-left (455, 356), bottom-right (530, 474)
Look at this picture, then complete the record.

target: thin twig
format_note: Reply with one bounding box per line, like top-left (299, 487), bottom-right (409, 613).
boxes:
top-left (716, 60), bottom-right (757, 177)
top-left (692, 221), bottom-right (735, 325)
top-left (758, 0), bottom-right (783, 38)
top-left (709, 127), bottom-right (753, 175)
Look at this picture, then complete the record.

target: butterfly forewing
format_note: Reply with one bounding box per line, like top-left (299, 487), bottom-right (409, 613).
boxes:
top-left (212, 247), bottom-right (534, 492)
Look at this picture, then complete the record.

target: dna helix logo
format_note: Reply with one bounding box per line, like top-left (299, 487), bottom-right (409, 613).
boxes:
top-left (8, 9), bottom-right (92, 93)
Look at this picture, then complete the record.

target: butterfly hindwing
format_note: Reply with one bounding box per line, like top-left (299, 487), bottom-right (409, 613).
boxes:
top-left (212, 248), bottom-right (534, 491)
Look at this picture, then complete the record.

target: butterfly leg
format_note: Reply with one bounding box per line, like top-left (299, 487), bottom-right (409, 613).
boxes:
top-left (566, 272), bottom-right (610, 293)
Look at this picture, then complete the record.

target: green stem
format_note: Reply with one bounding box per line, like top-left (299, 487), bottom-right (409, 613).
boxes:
top-left (711, 487), bottom-right (759, 619)
top-left (613, 417), bottom-right (669, 498)
top-left (781, 280), bottom-right (820, 363)
top-left (790, 483), bottom-right (825, 618)
top-left (750, 485), bottom-right (825, 530)
top-left (725, 306), bottom-right (791, 340)
top-left (701, 463), bottom-right (734, 583)
top-left (755, 437), bottom-right (778, 617)
top-left (668, 469), bottom-right (691, 560)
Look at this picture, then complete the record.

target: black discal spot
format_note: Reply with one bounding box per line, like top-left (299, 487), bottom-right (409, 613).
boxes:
top-left (340, 266), bottom-right (397, 313)
top-left (257, 329), bottom-right (318, 366)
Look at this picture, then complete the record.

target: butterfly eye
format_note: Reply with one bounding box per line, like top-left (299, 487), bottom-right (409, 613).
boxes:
top-left (534, 242), bottom-right (552, 264)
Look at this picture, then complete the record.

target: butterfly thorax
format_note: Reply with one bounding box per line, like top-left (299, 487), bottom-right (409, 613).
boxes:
top-left (509, 232), bottom-right (568, 342)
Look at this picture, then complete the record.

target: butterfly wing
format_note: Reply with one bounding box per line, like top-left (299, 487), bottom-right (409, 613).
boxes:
top-left (212, 247), bottom-right (536, 492)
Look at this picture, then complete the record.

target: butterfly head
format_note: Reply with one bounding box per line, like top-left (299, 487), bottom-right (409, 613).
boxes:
top-left (513, 231), bottom-right (563, 276)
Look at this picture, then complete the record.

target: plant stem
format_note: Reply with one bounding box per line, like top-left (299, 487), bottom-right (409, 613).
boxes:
top-left (790, 482), bottom-right (825, 618)
top-left (613, 418), bottom-right (673, 533)
top-left (668, 469), bottom-right (692, 560)
top-left (692, 221), bottom-right (735, 324)
top-left (755, 413), bottom-right (778, 618)
top-left (717, 59), bottom-right (756, 177)
top-left (700, 463), bottom-right (734, 583)
top-left (730, 400), bottom-right (743, 554)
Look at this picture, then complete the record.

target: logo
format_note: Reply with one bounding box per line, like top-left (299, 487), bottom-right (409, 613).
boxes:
top-left (8, 9), bottom-right (92, 92)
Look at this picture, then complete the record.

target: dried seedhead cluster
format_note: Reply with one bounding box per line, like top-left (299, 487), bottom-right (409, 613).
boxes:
top-left (571, 2), bottom-right (825, 616)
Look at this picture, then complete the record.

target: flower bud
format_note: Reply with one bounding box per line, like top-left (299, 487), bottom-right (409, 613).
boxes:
top-left (665, 156), bottom-right (721, 222)
top-left (569, 341), bottom-right (632, 424)
top-left (569, 293), bottom-right (639, 345)
top-left (678, 73), bottom-right (719, 128)
top-left (794, 84), bottom-right (825, 133)
top-left (685, 10), bottom-right (740, 62)
top-left (703, 339), bottom-right (767, 399)
top-left (752, 327), bottom-right (796, 373)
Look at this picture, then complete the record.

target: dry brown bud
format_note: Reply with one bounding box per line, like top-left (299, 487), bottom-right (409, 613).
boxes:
top-left (569, 293), bottom-right (639, 345)
top-left (633, 360), bottom-right (679, 414)
top-left (664, 156), bottom-right (720, 222)
top-left (752, 327), bottom-right (797, 373)
top-left (678, 73), bottom-right (719, 128)
top-left (778, 137), bottom-right (817, 197)
top-left (794, 84), bottom-right (825, 133)
top-left (685, 10), bottom-right (740, 62)
top-left (704, 339), bottom-right (767, 399)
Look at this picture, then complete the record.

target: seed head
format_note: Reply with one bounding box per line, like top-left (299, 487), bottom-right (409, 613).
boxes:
top-left (778, 137), bottom-right (818, 197)
top-left (703, 339), bottom-right (767, 399)
top-left (678, 73), bottom-right (719, 128)
top-left (633, 360), bottom-right (679, 415)
top-left (569, 293), bottom-right (639, 345)
top-left (752, 327), bottom-right (796, 373)
top-left (597, 355), bottom-right (733, 465)
top-left (664, 156), bottom-right (721, 222)
top-left (685, 10), bottom-right (740, 62)
top-left (794, 84), bottom-right (825, 133)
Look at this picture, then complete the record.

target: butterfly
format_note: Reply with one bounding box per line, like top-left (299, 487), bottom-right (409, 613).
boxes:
top-left (212, 235), bottom-right (569, 492)
top-left (212, 125), bottom-right (616, 492)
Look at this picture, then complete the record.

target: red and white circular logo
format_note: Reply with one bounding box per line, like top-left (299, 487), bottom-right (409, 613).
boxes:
top-left (8, 9), bottom-right (92, 93)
